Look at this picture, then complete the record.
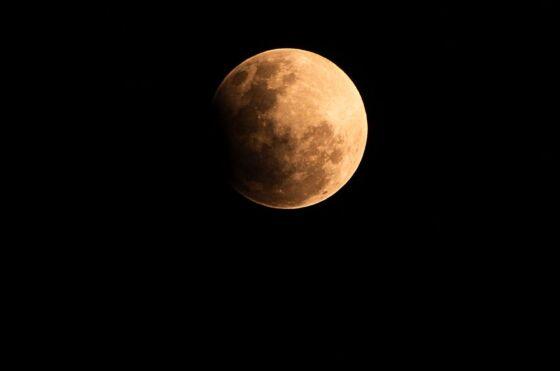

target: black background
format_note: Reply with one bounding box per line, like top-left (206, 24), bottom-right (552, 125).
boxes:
top-left (88, 3), bottom-right (554, 368)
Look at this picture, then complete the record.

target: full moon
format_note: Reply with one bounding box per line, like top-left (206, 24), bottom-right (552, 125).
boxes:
top-left (213, 48), bottom-right (367, 209)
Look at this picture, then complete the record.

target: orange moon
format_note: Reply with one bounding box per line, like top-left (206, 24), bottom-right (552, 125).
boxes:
top-left (213, 48), bottom-right (367, 209)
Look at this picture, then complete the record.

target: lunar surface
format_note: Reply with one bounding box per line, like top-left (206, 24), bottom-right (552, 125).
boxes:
top-left (213, 48), bottom-right (367, 209)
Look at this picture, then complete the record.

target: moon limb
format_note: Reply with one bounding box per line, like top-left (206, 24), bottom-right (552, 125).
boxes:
top-left (214, 48), bottom-right (367, 209)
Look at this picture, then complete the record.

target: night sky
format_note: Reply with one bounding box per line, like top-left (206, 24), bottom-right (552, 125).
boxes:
top-left (90, 3), bottom-right (554, 368)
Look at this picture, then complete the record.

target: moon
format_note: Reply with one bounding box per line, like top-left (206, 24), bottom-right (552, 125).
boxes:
top-left (213, 48), bottom-right (367, 209)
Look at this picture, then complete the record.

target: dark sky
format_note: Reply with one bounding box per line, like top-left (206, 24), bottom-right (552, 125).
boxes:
top-left (93, 3), bottom-right (554, 368)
